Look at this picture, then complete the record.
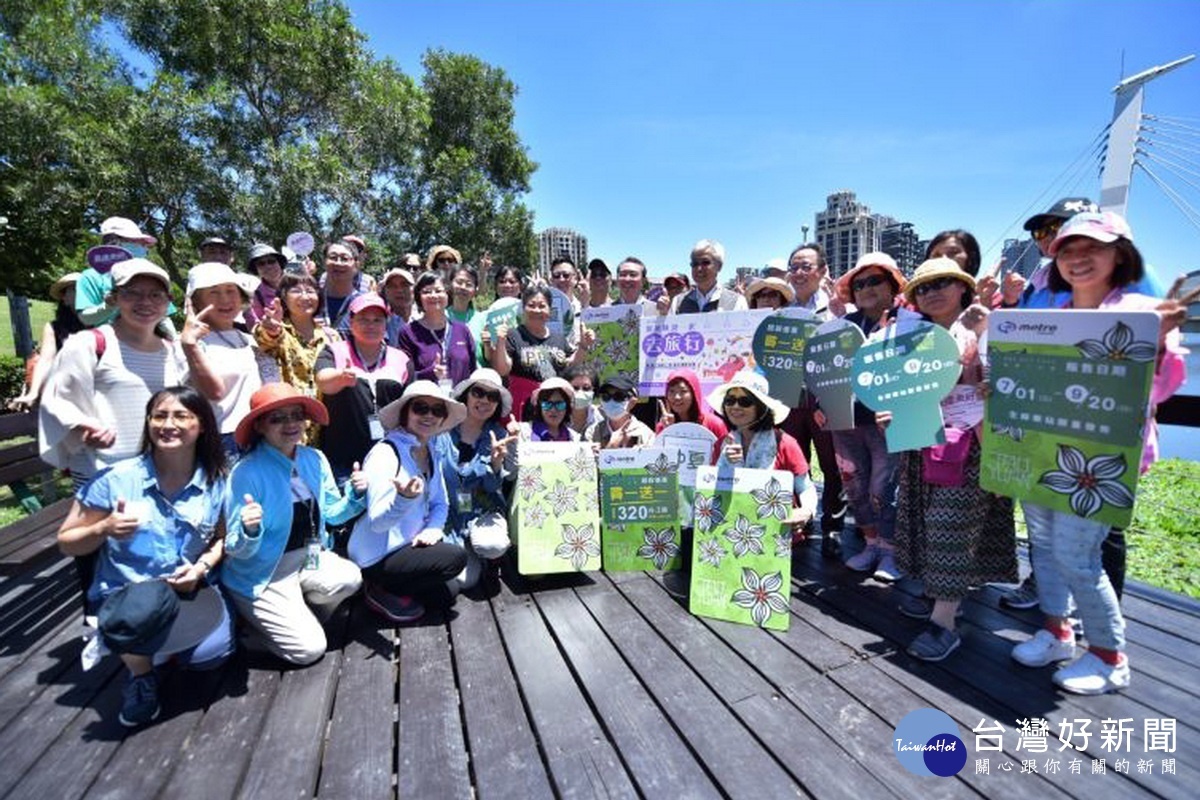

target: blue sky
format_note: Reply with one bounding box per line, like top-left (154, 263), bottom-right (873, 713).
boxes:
top-left (354, 1), bottom-right (1200, 283)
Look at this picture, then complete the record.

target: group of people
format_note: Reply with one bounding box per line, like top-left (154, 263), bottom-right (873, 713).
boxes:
top-left (22, 200), bottom-right (1192, 728)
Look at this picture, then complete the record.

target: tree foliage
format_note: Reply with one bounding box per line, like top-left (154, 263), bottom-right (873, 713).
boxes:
top-left (0, 0), bottom-right (537, 293)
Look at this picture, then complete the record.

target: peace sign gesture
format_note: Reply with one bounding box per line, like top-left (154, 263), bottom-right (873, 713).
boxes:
top-left (488, 429), bottom-right (517, 470)
top-left (657, 398), bottom-right (675, 428)
top-left (181, 298), bottom-right (216, 347)
top-left (259, 297), bottom-right (285, 338)
top-left (1157, 276), bottom-right (1200, 339)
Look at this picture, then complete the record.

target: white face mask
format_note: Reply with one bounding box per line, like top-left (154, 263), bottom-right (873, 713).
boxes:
top-left (600, 399), bottom-right (628, 420)
top-left (573, 390), bottom-right (594, 410)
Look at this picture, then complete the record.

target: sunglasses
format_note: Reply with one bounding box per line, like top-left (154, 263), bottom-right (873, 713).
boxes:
top-left (265, 410), bottom-right (307, 425)
top-left (1031, 221), bottom-right (1063, 241)
top-left (410, 401), bottom-right (449, 419)
top-left (690, 258), bottom-right (715, 268)
top-left (599, 390), bottom-right (629, 402)
top-left (436, 256), bottom-right (458, 264)
top-left (913, 276), bottom-right (962, 296)
top-left (852, 274), bottom-right (888, 292)
top-left (551, 271), bottom-right (574, 280)
top-left (539, 400), bottom-right (568, 412)
top-left (722, 393), bottom-right (758, 409)
top-left (469, 385), bottom-right (501, 403)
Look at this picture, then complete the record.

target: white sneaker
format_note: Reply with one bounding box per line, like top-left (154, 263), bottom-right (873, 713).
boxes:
top-left (873, 549), bottom-right (901, 583)
top-left (1053, 652), bottom-right (1131, 695)
top-left (845, 542), bottom-right (880, 572)
top-left (1012, 629), bottom-right (1075, 668)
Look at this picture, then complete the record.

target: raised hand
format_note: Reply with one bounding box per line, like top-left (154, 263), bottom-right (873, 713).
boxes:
top-left (394, 475), bottom-right (424, 498)
top-left (78, 421), bottom-right (117, 448)
top-left (240, 493), bottom-right (262, 533)
top-left (579, 325), bottom-right (596, 350)
top-left (657, 399), bottom-right (675, 427)
top-left (656, 292), bottom-right (671, 316)
top-left (181, 300), bottom-right (216, 347)
top-left (106, 498), bottom-right (140, 538)
top-left (432, 351), bottom-right (447, 381)
top-left (723, 433), bottom-right (743, 464)
top-left (349, 461), bottom-right (368, 495)
top-left (1000, 271), bottom-right (1026, 306)
top-left (260, 297), bottom-right (285, 337)
top-left (488, 430), bottom-right (516, 469)
top-left (1157, 276), bottom-right (1200, 338)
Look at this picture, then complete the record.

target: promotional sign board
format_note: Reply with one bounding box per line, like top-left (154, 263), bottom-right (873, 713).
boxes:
top-left (86, 245), bottom-right (132, 274)
top-left (851, 321), bottom-right (962, 452)
top-left (581, 304), bottom-right (643, 385)
top-left (688, 466), bottom-right (793, 631)
top-left (598, 448), bottom-right (681, 571)
top-left (639, 309), bottom-right (772, 400)
top-left (981, 309), bottom-right (1158, 528)
top-left (655, 422), bottom-right (718, 527)
top-left (803, 318), bottom-right (866, 431)
top-left (513, 442), bottom-right (601, 574)
top-left (751, 308), bottom-right (820, 404)
top-left (484, 297), bottom-right (522, 344)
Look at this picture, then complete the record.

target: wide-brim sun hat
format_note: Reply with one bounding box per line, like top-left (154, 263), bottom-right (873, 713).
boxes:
top-left (1047, 211), bottom-right (1133, 257)
top-left (903, 257), bottom-right (976, 305)
top-left (50, 272), bottom-right (82, 302)
top-left (531, 376), bottom-right (576, 407)
top-left (706, 369), bottom-right (790, 425)
top-left (246, 243), bottom-right (287, 272)
top-left (111, 258), bottom-right (171, 291)
top-left (426, 244), bottom-right (462, 270)
top-left (835, 251), bottom-right (907, 304)
top-left (187, 261), bottom-right (250, 302)
top-left (378, 380), bottom-right (467, 435)
top-left (745, 276), bottom-right (795, 306)
top-left (235, 383), bottom-right (329, 449)
top-left (453, 367), bottom-right (512, 418)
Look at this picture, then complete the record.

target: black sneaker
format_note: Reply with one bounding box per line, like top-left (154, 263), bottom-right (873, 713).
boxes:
top-left (662, 570), bottom-right (690, 599)
top-left (907, 624), bottom-right (961, 662)
top-left (364, 583), bottom-right (425, 623)
top-left (1000, 575), bottom-right (1039, 609)
top-left (820, 532), bottom-right (842, 560)
top-left (119, 671), bottom-right (160, 728)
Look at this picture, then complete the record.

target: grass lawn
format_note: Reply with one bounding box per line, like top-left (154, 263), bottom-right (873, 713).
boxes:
top-left (0, 296), bottom-right (56, 357)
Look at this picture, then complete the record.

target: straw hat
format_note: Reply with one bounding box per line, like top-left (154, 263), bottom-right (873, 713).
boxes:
top-left (745, 276), bottom-right (795, 306)
top-left (50, 272), bottom-right (81, 302)
top-left (706, 370), bottom-right (790, 425)
top-left (834, 252), bottom-right (906, 304)
top-left (903, 257), bottom-right (976, 305)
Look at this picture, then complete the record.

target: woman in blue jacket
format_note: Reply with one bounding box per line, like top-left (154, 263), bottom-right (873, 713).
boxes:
top-left (224, 383), bottom-right (366, 665)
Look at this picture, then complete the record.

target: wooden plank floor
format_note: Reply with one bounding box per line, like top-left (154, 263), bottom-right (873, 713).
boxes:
top-left (0, 539), bottom-right (1196, 800)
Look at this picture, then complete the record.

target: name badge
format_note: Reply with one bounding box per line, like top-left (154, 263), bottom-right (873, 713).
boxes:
top-left (368, 414), bottom-right (384, 441)
top-left (456, 489), bottom-right (473, 513)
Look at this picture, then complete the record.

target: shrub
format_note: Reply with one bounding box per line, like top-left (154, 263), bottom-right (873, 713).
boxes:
top-left (0, 354), bottom-right (27, 404)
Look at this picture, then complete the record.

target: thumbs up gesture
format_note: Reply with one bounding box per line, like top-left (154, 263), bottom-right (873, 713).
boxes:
top-left (349, 461), bottom-right (368, 495)
top-left (240, 493), bottom-right (263, 533)
top-left (394, 475), bottom-right (425, 498)
top-left (432, 351), bottom-right (447, 381)
top-left (723, 433), bottom-right (743, 464)
top-left (105, 498), bottom-right (140, 539)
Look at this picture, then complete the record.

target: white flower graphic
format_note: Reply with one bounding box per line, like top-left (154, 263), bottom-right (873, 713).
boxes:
top-left (698, 537), bottom-right (726, 569)
top-left (545, 480), bottom-right (580, 516)
top-left (517, 466), bottom-right (545, 501)
top-left (693, 493), bottom-right (725, 534)
top-left (523, 503), bottom-right (548, 528)
top-left (750, 476), bottom-right (790, 521)
top-left (554, 523), bottom-right (600, 570)
top-left (1038, 444), bottom-right (1135, 518)
top-left (774, 532), bottom-right (792, 559)
top-left (645, 451), bottom-right (679, 476)
top-left (990, 423), bottom-right (1024, 442)
top-left (619, 310), bottom-right (641, 337)
top-left (731, 568), bottom-right (790, 627)
top-left (724, 514), bottom-right (766, 558)
top-left (565, 448), bottom-right (596, 483)
top-left (636, 528), bottom-right (680, 570)
top-left (1075, 321), bottom-right (1157, 362)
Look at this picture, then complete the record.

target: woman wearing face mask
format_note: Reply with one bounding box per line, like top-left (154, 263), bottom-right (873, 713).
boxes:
top-left (590, 375), bottom-right (655, 449)
top-left (563, 366), bottom-right (600, 437)
top-left (655, 368), bottom-right (728, 439)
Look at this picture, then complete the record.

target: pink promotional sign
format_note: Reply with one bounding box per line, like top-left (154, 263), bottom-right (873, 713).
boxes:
top-left (86, 245), bottom-right (133, 274)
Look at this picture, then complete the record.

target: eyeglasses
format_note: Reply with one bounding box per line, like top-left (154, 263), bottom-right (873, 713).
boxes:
top-left (852, 274), bottom-right (888, 292)
top-left (410, 401), bottom-right (449, 419)
top-left (436, 256), bottom-right (458, 265)
top-left (551, 271), bottom-right (574, 280)
top-left (722, 393), bottom-right (758, 409)
top-left (539, 400), bottom-right (568, 412)
top-left (118, 287), bottom-right (170, 303)
top-left (690, 258), bottom-right (715, 268)
top-left (1031, 220), bottom-right (1063, 241)
top-left (913, 276), bottom-right (961, 296)
top-left (326, 253), bottom-right (355, 264)
top-left (149, 410), bottom-right (197, 423)
top-left (789, 261), bottom-right (818, 273)
top-left (599, 390), bottom-right (629, 403)
top-left (265, 410), bottom-right (308, 425)
top-left (469, 386), bottom-right (501, 403)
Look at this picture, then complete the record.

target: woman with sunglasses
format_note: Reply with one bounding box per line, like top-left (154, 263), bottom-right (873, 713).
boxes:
top-left (255, 273), bottom-right (341, 405)
top-left (515, 377), bottom-right (580, 445)
top-left (433, 369), bottom-right (516, 591)
top-left (708, 370), bottom-right (817, 522)
top-left (349, 381), bottom-right (469, 623)
top-left (1007, 212), bottom-right (1190, 694)
top-left (223, 384), bottom-right (366, 665)
top-left (892, 257), bottom-right (1017, 662)
top-left (824, 253), bottom-right (907, 582)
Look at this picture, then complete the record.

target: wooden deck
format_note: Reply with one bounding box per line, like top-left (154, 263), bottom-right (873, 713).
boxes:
top-left (0, 536), bottom-right (1197, 799)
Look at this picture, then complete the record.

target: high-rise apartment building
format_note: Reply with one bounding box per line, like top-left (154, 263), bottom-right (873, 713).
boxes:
top-left (537, 228), bottom-right (588, 278)
top-left (880, 221), bottom-right (922, 273)
top-left (814, 191), bottom-right (879, 278)
top-left (1001, 238), bottom-right (1043, 280)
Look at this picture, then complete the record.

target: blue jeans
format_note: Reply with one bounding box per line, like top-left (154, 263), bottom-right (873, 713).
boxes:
top-left (1023, 501), bottom-right (1124, 651)
top-left (831, 425), bottom-right (899, 542)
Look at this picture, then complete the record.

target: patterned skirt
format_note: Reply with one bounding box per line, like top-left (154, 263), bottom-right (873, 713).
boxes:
top-left (894, 435), bottom-right (1017, 600)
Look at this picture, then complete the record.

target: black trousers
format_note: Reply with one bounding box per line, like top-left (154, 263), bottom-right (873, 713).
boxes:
top-left (781, 400), bottom-right (846, 533)
top-left (362, 541), bottom-right (467, 606)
